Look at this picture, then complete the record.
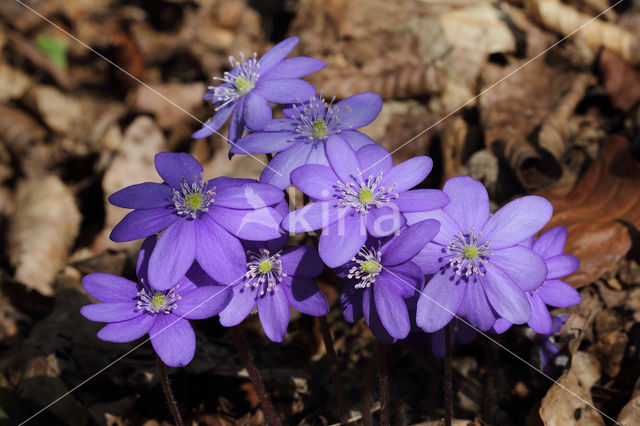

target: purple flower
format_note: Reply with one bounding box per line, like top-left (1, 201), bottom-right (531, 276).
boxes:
top-left (491, 227), bottom-right (581, 334)
top-left (192, 37), bottom-right (324, 141)
top-left (81, 237), bottom-right (232, 367)
top-left (230, 93), bottom-right (383, 188)
top-left (339, 220), bottom-right (440, 342)
top-left (218, 236), bottom-right (329, 343)
top-left (537, 315), bottom-right (568, 374)
top-left (407, 176), bottom-right (553, 333)
top-left (109, 152), bottom-right (284, 289)
top-left (282, 136), bottom-right (449, 267)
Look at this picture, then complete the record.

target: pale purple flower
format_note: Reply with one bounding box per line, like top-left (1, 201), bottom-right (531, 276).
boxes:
top-left (81, 237), bottom-right (231, 367)
top-left (109, 152), bottom-right (284, 290)
top-left (219, 234), bottom-right (329, 343)
top-left (230, 93), bottom-right (382, 188)
top-left (408, 176), bottom-right (553, 333)
top-left (192, 37), bottom-right (324, 141)
top-left (339, 220), bottom-right (440, 342)
top-left (282, 137), bottom-right (448, 267)
top-left (491, 227), bottom-right (581, 334)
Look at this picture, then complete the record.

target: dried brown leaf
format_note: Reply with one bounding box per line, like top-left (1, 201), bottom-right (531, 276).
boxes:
top-left (537, 135), bottom-right (640, 288)
top-left (0, 62), bottom-right (32, 103)
top-left (589, 311), bottom-right (628, 377)
top-left (8, 175), bottom-right (81, 296)
top-left (94, 116), bottom-right (167, 252)
top-left (618, 375), bottom-right (640, 425)
top-left (479, 60), bottom-right (581, 188)
top-left (598, 48), bottom-right (640, 112)
top-left (131, 82), bottom-right (206, 129)
top-left (539, 351), bottom-right (604, 425)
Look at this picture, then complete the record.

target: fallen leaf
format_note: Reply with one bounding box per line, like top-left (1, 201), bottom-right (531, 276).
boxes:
top-left (589, 311), bottom-right (628, 377)
top-left (539, 351), bottom-right (604, 425)
top-left (537, 135), bottom-right (640, 288)
top-left (94, 116), bottom-right (167, 252)
top-left (479, 60), bottom-right (580, 189)
top-left (8, 175), bottom-right (82, 296)
top-left (131, 82), bottom-right (206, 129)
top-left (0, 62), bottom-right (32, 102)
top-left (598, 48), bottom-right (640, 112)
top-left (618, 375), bottom-right (640, 425)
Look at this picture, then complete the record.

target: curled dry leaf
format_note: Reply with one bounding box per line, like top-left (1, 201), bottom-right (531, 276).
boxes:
top-left (525, 0), bottom-right (640, 65)
top-left (479, 60), bottom-right (581, 189)
top-left (539, 351), bottom-right (604, 426)
top-left (8, 175), bottom-right (81, 296)
top-left (537, 135), bottom-right (640, 288)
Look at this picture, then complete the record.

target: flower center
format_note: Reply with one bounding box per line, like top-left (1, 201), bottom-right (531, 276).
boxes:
top-left (446, 228), bottom-right (493, 277)
top-left (245, 249), bottom-right (287, 295)
top-left (172, 175), bottom-right (216, 219)
top-left (348, 246), bottom-right (382, 289)
top-left (338, 168), bottom-right (399, 214)
top-left (294, 96), bottom-right (341, 141)
top-left (210, 53), bottom-right (260, 110)
top-left (137, 285), bottom-right (180, 314)
top-left (463, 245), bottom-right (478, 259)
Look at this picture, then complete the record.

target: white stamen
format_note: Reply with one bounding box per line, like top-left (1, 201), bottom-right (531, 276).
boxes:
top-left (348, 245), bottom-right (383, 289)
top-left (171, 174), bottom-right (216, 219)
top-left (210, 53), bottom-right (260, 110)
top-left (445, 227), bottom-right (493, 277)
top-left (337, 168), bottom-right (398, 214)
top-left (245, 248), bottom-right (287, 295)
top-left (136, 285), bottom-right (181, 314)
top-left (293, 95), bottom-right (341, 140)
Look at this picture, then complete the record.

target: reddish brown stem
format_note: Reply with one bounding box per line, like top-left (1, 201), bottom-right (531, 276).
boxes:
top-left (378, 341), bottom-right (390, 426)
top-left (231, 326), bottom-right (282, 426)
top-left (444, 323), bottom-right (453, 426)
top-left (319, 316), bottom-right (349, 422)
top-left (156, 354), bottom-right (185, 426)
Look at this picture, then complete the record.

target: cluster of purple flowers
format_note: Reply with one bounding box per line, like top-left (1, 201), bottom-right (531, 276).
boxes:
top-left (82, 36), bottom-right (581, 367)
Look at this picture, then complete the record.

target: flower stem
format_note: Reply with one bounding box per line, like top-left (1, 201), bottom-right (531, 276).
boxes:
top-left (362, 351), bottom-right (376, 426)
top-left (377, 341), bottom-right (390, 426)
top-left (231, 326), bottom-right (282, 426)
top-left (318, 316), bottom-right (349, 422)
top-left (155, 354), bottom-right (185, 426)
top-left (444, 323), bottom-right (453, 426)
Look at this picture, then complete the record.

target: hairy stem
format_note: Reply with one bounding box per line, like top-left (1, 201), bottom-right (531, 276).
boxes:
top-left (156, 354), bottom-right (185, 426)
top-left (378, 341), bottom-right (390, 426)
top-left (319, 316), bottom-right (349, 422)
top-left (231, 326), bottom-right (282, 426)
top-left (444, 323), bottom-right (453, 426)
top-left (362, 350), bottom-right (376, 426)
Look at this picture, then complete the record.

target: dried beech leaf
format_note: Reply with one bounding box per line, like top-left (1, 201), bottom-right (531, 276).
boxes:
top-left (94, 116), bottom-right (167, 252)
top-left (525, 0), bottom-right (640, 65)
top-left (539, 351), bottom-right (604, 425)
top-left (479, 60), bottom-right (580, 189)
top-left (589, 311), bottom-right (628, 377)
top-left (8, 176), bottom-right (81, 296)
top-left (598, 48), bottom-right (640, 112)
top-left (0, 62), bottom-right (32, 102)
top-left (537, 136), bottom-right (640, 288)
top-left (618, 376), bottom-right (640, 425)
top-left (131, 82), bottom-right (206, 129)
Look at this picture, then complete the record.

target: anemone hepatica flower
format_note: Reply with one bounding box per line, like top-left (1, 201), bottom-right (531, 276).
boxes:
top-left (407, 176), bottom-right (553, 333)
top-left (491, 227), bottom-right (581, 334)
top-left (219, 237), bottom-right (329, 342)
top-left (109, 152), bottom-right (284, 289)
top-left (229, 93), bottom-right (383, 188)
top-left (339, 220), bottom-right (440, 342)
top-left (283, 137), bottom-right (449, 267)
top-left (192, 37), bottom-right (324, 141)
top-left (81, 237), bottom-right (232, 367)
